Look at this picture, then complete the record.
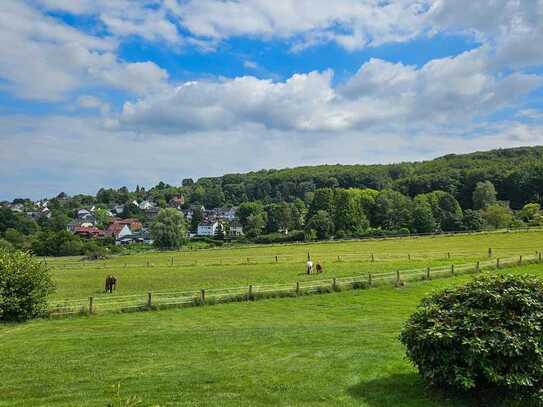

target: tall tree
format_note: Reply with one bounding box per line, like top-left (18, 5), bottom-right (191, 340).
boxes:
top-left (334, 189), bottom-right (368, 235)
top-left (373, 190), bottom-right (412, 230)
top-left (411, 198), bottom-right (437, 233)
top-left (307, 188), bottom-right (335, 218)
top-left (150, 208), bottom-right (186, 250)
top-left (305, 210), bottom-right (335, 240)
top-left (482, 204), bottom-right (512, 229)
top-left (472, 181), bottom-right (497, 210)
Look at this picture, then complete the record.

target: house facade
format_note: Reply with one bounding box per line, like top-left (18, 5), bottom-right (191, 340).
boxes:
top-left (228, 221), bottom-right (244, 237)
top-left (197, 220), bottom-right (219, 236)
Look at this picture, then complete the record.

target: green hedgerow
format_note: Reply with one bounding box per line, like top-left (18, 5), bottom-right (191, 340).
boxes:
top-left (0, 249), bottom-right (55, 322)
top-left (400, 274), bottom-right (543, 401)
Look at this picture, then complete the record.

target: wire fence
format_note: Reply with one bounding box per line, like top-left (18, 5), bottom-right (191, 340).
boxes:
top-left (44, 238), bottom-right (543, 271)
top-left (48, 252), bottom-right (542, 318)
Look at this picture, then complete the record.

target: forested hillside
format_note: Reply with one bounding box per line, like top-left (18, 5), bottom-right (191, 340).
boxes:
top-left (3, 146), bottom-right (543, 255)
top-left (193, 146), bottom-right (543, 210)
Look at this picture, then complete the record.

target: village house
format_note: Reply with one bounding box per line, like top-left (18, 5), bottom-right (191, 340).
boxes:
top-left (73, 226), bottom-right (106, 239)
top-left (228, 220), bottom-right (244, 237)
top-left (197, 219), bottom-right (219, 236)
top-left (184, 204), bottom-right (205, 221)
top-left (138, 200), bottom-right (155, 210)
top-left (67, 219), bottom-right (95, 232)
top-left (107, 223), bottom-right (132, 241)
top-left (111, 204), bottom-right (125, 216)
top-left (144, 206), bottom-right (161, 218)
top-left (76, 208), bottom-right (95, 223)
top-left (106, 218), bottom-right (142, 239)
top-left (168, 196), bottom-right (185, 209)
top-left (117, 228), bottom-right (154, 245)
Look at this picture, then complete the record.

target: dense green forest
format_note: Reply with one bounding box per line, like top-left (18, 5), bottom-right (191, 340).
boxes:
top-left (2, 146), bottom-right (543, 255)
top-left (192, 146), bottom-right (543, 210)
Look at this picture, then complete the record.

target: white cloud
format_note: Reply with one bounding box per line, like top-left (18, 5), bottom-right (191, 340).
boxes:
top-left (2, 113), bottom-right (543, 200)
top-left (243, 60), bottom-right (258, 69)
top-left (36, 0), bottom-right (182, 45)
top-left (118, 48), bottom-right (542, 134)
top-left (77, 95), bottom-right (110, 114)
top-left (167, 0), bottom-right (429, 51)
top-left (0, 1), bottom-right (168, 100)
top-left (31, 0), bottom-right (543, 64)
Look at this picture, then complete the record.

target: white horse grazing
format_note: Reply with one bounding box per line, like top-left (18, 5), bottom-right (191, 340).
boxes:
top-left (306, 260), bottom-right (313, 275)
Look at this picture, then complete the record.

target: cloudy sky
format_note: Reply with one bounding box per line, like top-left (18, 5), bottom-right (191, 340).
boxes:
top-left (1, 0), bottom-right (543, 200)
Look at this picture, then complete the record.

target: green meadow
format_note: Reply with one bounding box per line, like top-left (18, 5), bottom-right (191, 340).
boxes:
top-left (3, 230), bottom-right (543, 406)
top-left (45, 230), bottom-right (543, 300)
top-left (2, 263), bottom-right (542, 406)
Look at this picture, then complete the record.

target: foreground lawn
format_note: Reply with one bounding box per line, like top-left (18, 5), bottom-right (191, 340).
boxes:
top-left (46, 230), bottom-right (543, 300)
top-left (2, 263), bottom-right (542, 406)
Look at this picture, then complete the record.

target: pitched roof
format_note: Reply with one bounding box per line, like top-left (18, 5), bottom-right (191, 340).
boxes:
top-left (106, 222), bottom-right (133, 237)
top-left (74, 226), bottom-right (105, 237)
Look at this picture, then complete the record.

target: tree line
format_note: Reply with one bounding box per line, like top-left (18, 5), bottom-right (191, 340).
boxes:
top-left (2, 146), bottom-right (543, 253)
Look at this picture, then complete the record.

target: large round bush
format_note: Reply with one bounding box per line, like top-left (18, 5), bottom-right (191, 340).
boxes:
top-left (400, 275), bottom-right (543, 400)
top-left (0, 249), bottom-right (54, 322)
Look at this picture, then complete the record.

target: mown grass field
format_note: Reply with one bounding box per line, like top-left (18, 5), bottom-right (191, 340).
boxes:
top-left (45, 230), bottom-right (543, 300)
top-left (2, 262), bottom-right (542, 406)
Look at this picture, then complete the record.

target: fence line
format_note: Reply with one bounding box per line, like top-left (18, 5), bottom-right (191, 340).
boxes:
top-left (47, 252), bottom-right (542, 318)
top-left (47, 247), bottom-right (543, 271)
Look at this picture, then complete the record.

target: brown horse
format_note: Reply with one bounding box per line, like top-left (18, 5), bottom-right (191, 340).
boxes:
top-left (316, 263), bottom-right (324, 273)
top-left (105, 275), bottom-right (117, 293)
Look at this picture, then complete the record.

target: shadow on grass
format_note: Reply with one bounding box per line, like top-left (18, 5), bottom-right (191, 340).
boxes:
top-left (348, 373), bottom-right (534, 407)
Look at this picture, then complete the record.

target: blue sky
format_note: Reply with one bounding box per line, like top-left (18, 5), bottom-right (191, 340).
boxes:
top-left (1, 1), bottom-right (542, 200)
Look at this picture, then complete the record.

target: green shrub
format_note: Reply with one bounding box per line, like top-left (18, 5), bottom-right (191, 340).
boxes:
top-left (0, 249), bottom-right (55, 322)
top-left (400, 275), bottom-right (543, 401)
top-left (254, 230), bottom-right (305, 244)
top-left (0, 239), bottom-right (13, 252)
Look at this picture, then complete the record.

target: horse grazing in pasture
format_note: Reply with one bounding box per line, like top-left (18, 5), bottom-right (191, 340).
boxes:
top-left (306, 260), bottom-right (313, 275)
top-left (316, 263), bottom-right (324, 274)
top-left (105, 275), bottom-right (117, 293)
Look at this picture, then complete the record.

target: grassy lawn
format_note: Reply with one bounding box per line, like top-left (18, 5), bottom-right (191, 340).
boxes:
top-left (45, 230), bottom-right (543, 300)
top-left (2, 263), bottom-right (542, 406)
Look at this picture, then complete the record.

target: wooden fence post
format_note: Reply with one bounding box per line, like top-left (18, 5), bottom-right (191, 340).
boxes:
top-left (368, 274), bottom-right (372, 286)
top-left (451, 264), bottom-right (455, 275)
top-left (89, 297), bottom-right (93, 315)
top-left (396, 271), bottom-right (400, 285)
top-left (426, 267), bottom-right (431, 280)
top-left (171, 257), bottom-right (174, 266)
top-left (275, 255), bottom-right (278, 263)
top-left (371, 253), bottom-right (374, 262)
top-left (147, 292), bottom-right (152, 308)
top-left (296, 281), bottom-right (300, 296)
top-left (476, 261), bottom-right (480, 273)
top-left (539, 252), bottom-right (542, 263)
top-left (408, 254), bottom-right (411, 261)
top-left (519, 255), bottom-right (523, 265)
top-left (200, 289), bottom-right (206, 304)
top-left (447, 252), bottom-right (451, 260)
top-left (332, 278), bottom-right (337, 291)
top-left (488, 248), bottom-right (492, 257)
top-left (248, 285), bottom-right (253, 300)
top-left (497, 258), bottom-right (500, 269)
